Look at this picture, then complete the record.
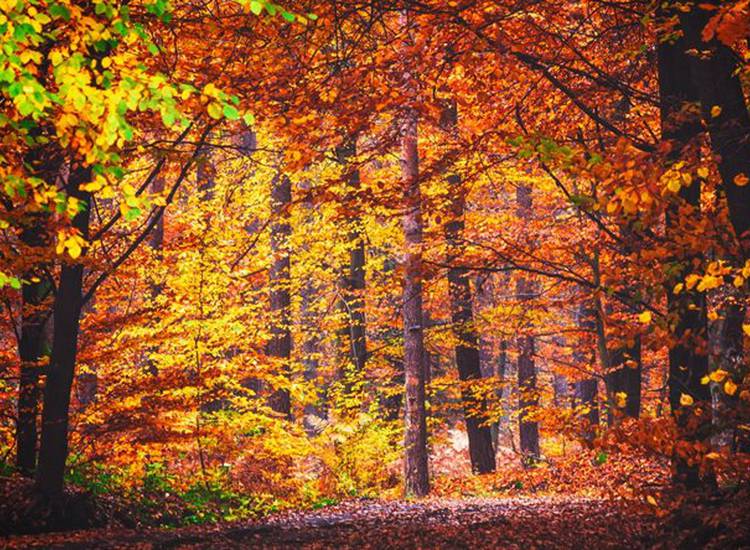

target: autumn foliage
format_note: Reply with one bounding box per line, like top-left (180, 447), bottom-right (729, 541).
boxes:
top-left (0, 0), bottom-right (749, 544)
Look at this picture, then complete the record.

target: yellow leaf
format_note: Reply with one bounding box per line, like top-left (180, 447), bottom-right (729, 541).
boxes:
top-left (708, 310), bottom-right (718, 321)
top-left (667, 177), bottom-right (681, 193)
top-left (705, 452), bottom-right (720, 460)
top-left (710, 369), bottom-right (728, 383)
top-left (680, 393), bottom-right (694, 406)
top-left (615, 392), bottom-right (627, 408)
top-left (646, 495), bottom-right (657, 506)
top-left (724, 379), bottom-right (738, 396)
top-left (697, 167), bottom-right (709, 179)
top-left (743, 324), bottom-right (750, 337)
top-left (50, 50), bottom-right (63, 67)
top-left (700, 375), bottom-right (710, 385)
top-left (734, 275), bottom-right (745, 288)
top-left (638, 311), bottom-right (652, 324)
top-left (673, 283), bottom-right (684, 295)
top-left (734, 173), bottom-right (749, 187)
top-left (66, 238), bottom-right (82, 259)
top-left (685, 274), bottom-right (701, 289)
top-left (710, 105), bottom-right (722, 118)
top-left (207, 102), bottom-right (222, 120)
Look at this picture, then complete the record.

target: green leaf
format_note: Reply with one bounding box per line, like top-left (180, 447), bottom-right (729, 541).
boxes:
top-left (281, 11), bottom-right (295, 22)
top-left (49, 3), bottom-right (71, 21)
top-left (125, 207), bottom-right (141, 221)
top-left (249, 1), bottom-right (263, 15)
top-left (223, 105), bottom-right (239, 120)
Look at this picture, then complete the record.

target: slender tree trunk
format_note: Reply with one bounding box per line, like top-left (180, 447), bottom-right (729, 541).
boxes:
top-left (267, 173), bottom-right (292, 419)
top-left (657, 5), bottom-right (712, 488)
top-left (443, 102), bottom-right (495, 474)
top-left (573, 300), bottom-right (600, 443)
top-left (400, 92), bottom-right (429, 499)
top-left (516, 185), bottom-right (540, 463)
top-left (144, 175), bottom-right (165, 377)
top-left (336, 137), bottom-right (367, 378)
top-left (35, 166), bottom-right (92, 498)
top-left (300, 181), bottom-right (324, 434)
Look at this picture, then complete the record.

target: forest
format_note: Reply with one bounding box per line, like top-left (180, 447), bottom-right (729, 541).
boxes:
top-left (0, 0), bottom-right (749, 547)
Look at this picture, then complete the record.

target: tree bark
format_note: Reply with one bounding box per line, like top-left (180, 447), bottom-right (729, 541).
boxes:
top-left (16, 135), bottom-right (61, 477)
top-left (34, 166), bottom-right (92, 498)
top-left (16, 228), bottom-right (49, 477)
top-left (300, 181), bottom-right (325, 434)
top-left (679, 0), bottom-right (750, 458)
top-left (604, 338), bottom-right (642, 423)
top-left (657, 4), bottom-right (712, 488)
top-left (443, 102), bottom-right (495, 474)
top-left (336, 137), bottom-right (367, 378)
top-left (573, 300), bottom-right (600, 443)
top-left (267, 173), bottom-right (293, 419)
top-left (678, 2), bottom-right (750, 255)
top-left (401, 98), bottom-right (429, 498)
top-left (516, 185), bottom-right (540, 463)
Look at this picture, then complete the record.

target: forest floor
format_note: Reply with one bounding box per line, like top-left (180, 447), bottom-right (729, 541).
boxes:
top-left (4, 493), bottom-right (742, 549)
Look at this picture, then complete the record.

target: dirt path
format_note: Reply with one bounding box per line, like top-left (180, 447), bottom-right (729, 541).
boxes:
top-left (3, 497), bottom-right (663, 549)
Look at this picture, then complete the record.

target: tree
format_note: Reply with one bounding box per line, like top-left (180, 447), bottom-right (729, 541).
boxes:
top-left (443, 100), bottom-right (496, 475)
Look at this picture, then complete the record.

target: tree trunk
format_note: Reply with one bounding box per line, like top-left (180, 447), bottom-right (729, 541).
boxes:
top-left (401, 96), bottom-right (429, 498)
top-left (573, 300), bottom-right (600, 443)
top-left (657, 5), bottom-right (712, 488)
top-left (16, 137), bottom-right (61, 477)
top-left (336, 137), bottom-right (367, 379)
top-left (300, 182), bottom-right (324, 435)
top-left (35, 166), bottom-right (92, 498)
top-left (443, 101), bottom-right (495, 474)
top-left (16, 231), bottom-right (49, 477)
top-left (267, 173), bottom-right (293, 419)
top-left (604, 338), bottom-right (642, 423)
top-left (516, 185), bottom-right (540, 463)
top-left (678, 2), bottom-right (750, 255)
top-left (679, 0), bottom-right (750, 459)
top-left (144, 175), bottom-right (165, 377)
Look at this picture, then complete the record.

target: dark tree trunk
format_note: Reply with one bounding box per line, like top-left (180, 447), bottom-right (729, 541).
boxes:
top-left (657, 5), bottom-right (712, 488)
top-left (573, 300), bottom-right (600, 443)
top-left (604, 339), bottom-right (642, 423)
top-left (401, 98), bottom-right (429, 497)
top-left (443, 101), bottom-right (495, 474)
top-left (300, 182), bottom-right (324, 434)
top-left (516, 185), bottom-right (540, 462)
top-left (144, 176), bottom-right (166, 377)
top-left (336, 137), bottom-right (367, 379)
top-left (16, 230), bottom-right (49, 477)
top-left (714, 301), bottom-right (748, 452)
top-left (16, 136), bottom-right (61, 477)
top-left (678, 2), bottom-right (750, 255)
top-left (35, 167), bottom-right (92, 498)
top-left (574, 379), bottom-right (599, 442)
top-left (679, 0), bottom-right (750, 459)
top-left (267, 173), bottom-right (293, 419)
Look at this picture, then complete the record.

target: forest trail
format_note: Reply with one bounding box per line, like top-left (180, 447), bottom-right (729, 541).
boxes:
top-left (4, 496), bottom-right (662, 549)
